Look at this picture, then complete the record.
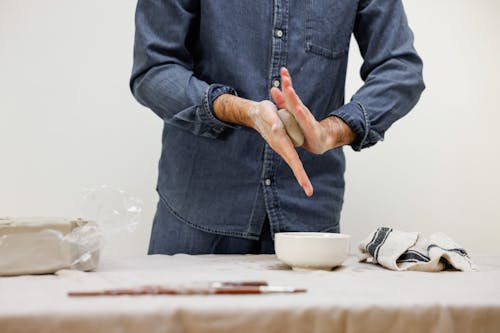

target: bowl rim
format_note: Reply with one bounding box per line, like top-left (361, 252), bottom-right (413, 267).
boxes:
top-left (275, 232), bottom-right (351, 239)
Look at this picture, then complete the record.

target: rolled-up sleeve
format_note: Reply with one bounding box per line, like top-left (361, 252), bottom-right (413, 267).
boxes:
top-left (130, 0), bottom-right (237, 139)
top-left (330, 0), bottom-right (425, 151)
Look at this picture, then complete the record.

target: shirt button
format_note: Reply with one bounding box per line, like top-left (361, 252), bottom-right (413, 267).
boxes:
top-left (272, 80), bottom-right (280, 88)
top-left (265, 179), bottom-right (272, 186)
top-left (275, 29), bottom-right (284, 38)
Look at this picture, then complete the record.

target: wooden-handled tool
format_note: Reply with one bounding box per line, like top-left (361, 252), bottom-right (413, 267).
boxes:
top-left (68, 281), bottom-right (306, 297)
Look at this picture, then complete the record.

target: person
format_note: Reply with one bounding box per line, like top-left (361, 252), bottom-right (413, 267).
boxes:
top-left (130, 0), bottom-right (425, 255)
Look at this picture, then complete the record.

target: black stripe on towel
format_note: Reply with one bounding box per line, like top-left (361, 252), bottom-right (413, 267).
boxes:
top-left (365, 228), bottom-right (382, 256)
top-left (427, 244), bottom-right (469, 258)
top-left (366, 227), bottom-right (393, 261)
top-left (396, 250), bottom-right (430, 263)
top-left (365, 229), bottom-right (380, 251)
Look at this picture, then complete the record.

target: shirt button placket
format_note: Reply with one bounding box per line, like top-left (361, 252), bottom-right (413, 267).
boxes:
top-left (265, 0), bottom-right (288, 233)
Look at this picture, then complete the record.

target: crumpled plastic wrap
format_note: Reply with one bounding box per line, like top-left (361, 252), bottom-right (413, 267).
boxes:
top-left (0, 185), bottom-right (143, 276)
top-left (81, 185), bottom-right (142, 233)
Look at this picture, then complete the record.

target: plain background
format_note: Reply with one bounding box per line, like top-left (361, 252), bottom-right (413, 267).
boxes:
top-left (1, 0), bottom-right (499, 257)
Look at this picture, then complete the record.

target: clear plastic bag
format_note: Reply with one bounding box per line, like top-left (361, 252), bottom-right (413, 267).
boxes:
top-left (81, 185), bottom-right (142, 233)
top-left (0, 185), bottom-right (143, 276)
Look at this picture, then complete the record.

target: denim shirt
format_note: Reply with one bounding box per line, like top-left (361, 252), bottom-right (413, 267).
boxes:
top-left (130, 0), bottom-right (425, 239)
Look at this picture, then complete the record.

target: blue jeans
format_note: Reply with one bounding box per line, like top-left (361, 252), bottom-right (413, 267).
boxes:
top-left (148, 198), bottom-right (275, 255)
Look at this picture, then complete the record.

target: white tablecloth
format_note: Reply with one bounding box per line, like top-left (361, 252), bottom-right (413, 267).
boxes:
top-left (1, 255), bottom-right (499, 333)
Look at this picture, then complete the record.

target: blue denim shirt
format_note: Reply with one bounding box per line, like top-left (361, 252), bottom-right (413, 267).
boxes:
top-left (130, 0), bottom-right (425, 239)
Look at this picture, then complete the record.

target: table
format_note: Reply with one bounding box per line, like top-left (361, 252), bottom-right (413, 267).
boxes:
top-left (1, 255), bottom-right (499, 333)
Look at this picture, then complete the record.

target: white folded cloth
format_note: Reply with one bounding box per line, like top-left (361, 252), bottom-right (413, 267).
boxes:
top-left (358, 227), bottom-right (476, 272)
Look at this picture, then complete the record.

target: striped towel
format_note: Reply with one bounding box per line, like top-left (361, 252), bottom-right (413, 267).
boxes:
top-left (358, 227), bottom-right (476, 272)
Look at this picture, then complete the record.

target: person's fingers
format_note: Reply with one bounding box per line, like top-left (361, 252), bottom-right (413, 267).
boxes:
top-left (270, 130), bottom-right (314, 197)
top-left (281, 68), bottom-right (304, 108)
top-left (278, 67), bottom-right (321, 156)
top-left (284, 84), bottom-right (306, 114)
top-left (271, 121), bottom-right (282, 133)
top-left (280, 67), bottom-right (309, 115)
top-left (280, 68), bottom-right (298, 107)
top-left (294, 105), bottom-right (314, 135)
top-left (281, 145), bottom-right (314, 197)
top-left (257, 102), bottom-right (313, 196)
top-left (280, 67), bottom-right (292, 85)
top-left (280, 75), bottom-right (310, 124)
top-left (280, 76), bottom-right (300, 118)
top-left (281, 79), bottom-right (317, 137)
top-left (270, 87), bottom-right (287, 109)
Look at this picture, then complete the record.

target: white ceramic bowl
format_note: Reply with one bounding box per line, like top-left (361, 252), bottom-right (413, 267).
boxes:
top-left (275, 232), bottom-right (351, 271)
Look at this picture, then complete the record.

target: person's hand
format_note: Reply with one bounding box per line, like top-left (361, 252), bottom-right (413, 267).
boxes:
top-left (271, 67), bottom-right (356, 154)
top-left (248, 100), bottom-right (313, 197)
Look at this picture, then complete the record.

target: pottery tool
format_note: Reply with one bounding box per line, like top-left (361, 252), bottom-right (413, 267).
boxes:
top-left (68, 281), bottom-right (306, 296)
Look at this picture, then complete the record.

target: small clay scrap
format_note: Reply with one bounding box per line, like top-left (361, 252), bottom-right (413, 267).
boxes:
top-left (278, 109), bottom-right (305, 147)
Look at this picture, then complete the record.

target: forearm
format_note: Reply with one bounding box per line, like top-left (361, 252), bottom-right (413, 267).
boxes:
top-left (320, 116), bottom-right (357, 149)
top-left (131, 0), bottom-right (243, 139)
top-left (131, 64), bottom-right (208, 120)
top-left (213, 94), bottom-right (255, 128)
top-left (332, 0), bottom-right (424, 151)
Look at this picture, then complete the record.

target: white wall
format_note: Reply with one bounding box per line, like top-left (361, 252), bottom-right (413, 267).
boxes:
top-left (0, 0), bottom-right (157, 257)
top-left (343, 0), bottom-right (500, 254)
top-left (1, 0), bottom-right (499, 257)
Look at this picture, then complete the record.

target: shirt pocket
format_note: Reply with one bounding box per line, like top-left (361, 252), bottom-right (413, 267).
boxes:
top-left (305, 0), bottom-right (357, 59)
